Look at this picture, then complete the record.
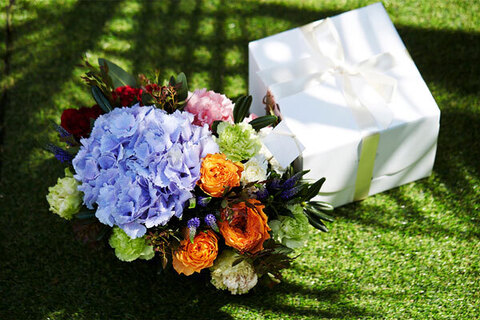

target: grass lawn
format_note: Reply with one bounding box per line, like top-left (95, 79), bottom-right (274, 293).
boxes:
top-left (0, 0), bottom-right (479, 319)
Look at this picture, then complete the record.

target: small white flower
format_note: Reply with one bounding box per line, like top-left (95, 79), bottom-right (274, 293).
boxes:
top-left (241, 154), bottom-right (268, 185)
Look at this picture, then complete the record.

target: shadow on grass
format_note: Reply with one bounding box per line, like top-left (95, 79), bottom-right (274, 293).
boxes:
top-left (1, 0), bottom-right (479, 319)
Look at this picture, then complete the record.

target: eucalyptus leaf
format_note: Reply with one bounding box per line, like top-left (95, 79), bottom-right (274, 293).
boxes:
top-left (98, 58), bottom-right (137, 89)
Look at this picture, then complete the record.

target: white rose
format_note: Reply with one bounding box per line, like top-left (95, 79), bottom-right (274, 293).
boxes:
top-left (240, 154), bottom-right (268, 184)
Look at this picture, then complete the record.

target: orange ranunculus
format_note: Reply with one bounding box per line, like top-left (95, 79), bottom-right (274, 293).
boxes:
top-left (198, 153), bottom-right (243, 197)
top-left (172, 230), bottom-right (219, 276)
top-left (219, 199), bottom-right (271, 254)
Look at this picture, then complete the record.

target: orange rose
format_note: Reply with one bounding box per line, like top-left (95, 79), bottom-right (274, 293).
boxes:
top-left (198, 153), bottom-right (243, 197)
top-left (219, 199), bottom-right (271, 254)
top-left (172, 230), bottom-right (218, 276)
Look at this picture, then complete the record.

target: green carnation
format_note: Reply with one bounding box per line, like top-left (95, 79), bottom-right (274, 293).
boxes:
top-left (216, 122), bottom-right (261, 161)
top-left (46, 168), bottom-right (82, 220)
top-left (109, 227), bottom-right (155, 262)
top-left (270, 205), bottom-right (310, 248)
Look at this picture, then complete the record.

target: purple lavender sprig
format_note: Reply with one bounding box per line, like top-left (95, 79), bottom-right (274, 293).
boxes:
top-left (255, 187), bottom-right (269, 200)
top-left (45, 144), bottom-right (73, 163)
top-left (269, 178), bottom-right (282, 190)
top-left (187, 217), bottom-right (200, 243)
top-left (197, 196), bottom-right (212, 207)
top-left (204, 214), bottom-right (219, 232)
top-left (50, 121), bottom-right (78, 146)
top-left (282, 175), bottom-right (300, 190)
top-left (280, 186), bottom-right (301, 200)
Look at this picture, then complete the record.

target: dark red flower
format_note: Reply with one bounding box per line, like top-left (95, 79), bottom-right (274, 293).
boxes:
top-left (145, 83), bottom-right (160, 93)
top-left (61, 105), bottom-right (103, 139)
top-left (112, 85), bottom-right (143, 106)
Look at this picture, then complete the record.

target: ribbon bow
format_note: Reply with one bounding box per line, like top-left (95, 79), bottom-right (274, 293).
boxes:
top-left (258, 18), bottom-right (398, 131)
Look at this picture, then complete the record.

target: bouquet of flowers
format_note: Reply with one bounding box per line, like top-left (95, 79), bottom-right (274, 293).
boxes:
top-left (45, 59), bottom-right (333, 295)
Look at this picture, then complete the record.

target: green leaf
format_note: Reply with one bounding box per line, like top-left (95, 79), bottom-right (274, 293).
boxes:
top-left (98, 58), bottom-right (137, 89)
top-left (175, 72), bottom-right (188, 101)
top-left (286, 169), bottom-right (310, 181)
top-left (210, 221), bottom-right (220, 233)
top-left (221, 199), bottom-right (228, 208)
top-left (305, 207), bottom-right (334, 223)
top-left (249, 115), bottom-right (278, 130)
top-left (96, 226), bottom-right (109, 241)
top-left (99, 62), bottom-right (114, 90)
top-left (211, 120), bottom-right (222, 134)
top-left (232, 257), bottom-right (244, 267)
top-left (189, 227), bottom-right (196, 244)
top-left (303, 177), bottom-right (326, 201)
top-left (277, 206), bottom-right (294, 218)
top-left (188, 198), bottom-right (196, 209)
top-left (233, 95), bottom-right (252, 123)
top-left (76, 211), bottom-right (96, 220)
top-left (169, 75), bottom-right (176, 87)
top-left (307, 216), bottom-right (329, 232)
top-left (140, 92), bottom-right (155, 105)
top-left (311, 201), bottom-right (334, 213)
top-left (91, 86), bottom-right (112, 113)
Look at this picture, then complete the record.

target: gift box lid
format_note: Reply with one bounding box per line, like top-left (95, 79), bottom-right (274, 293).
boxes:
top-left (249, 2), bottom-right (440, 194)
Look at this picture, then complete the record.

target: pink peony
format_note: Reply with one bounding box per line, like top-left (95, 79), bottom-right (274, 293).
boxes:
top-left (185, 89), bottom-right (234, 128)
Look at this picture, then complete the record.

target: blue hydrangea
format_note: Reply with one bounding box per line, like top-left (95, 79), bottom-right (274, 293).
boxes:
top-left (72, 105), bottom-right (219, 238)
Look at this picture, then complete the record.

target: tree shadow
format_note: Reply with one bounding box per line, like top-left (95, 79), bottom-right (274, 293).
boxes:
top-left (1, 0), bottom-right (479, 319)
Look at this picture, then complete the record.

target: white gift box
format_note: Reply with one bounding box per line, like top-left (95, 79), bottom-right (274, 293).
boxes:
top-left (248, 3), bottom-right (440, 207)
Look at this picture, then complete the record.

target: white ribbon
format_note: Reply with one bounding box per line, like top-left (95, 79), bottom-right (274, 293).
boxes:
top-left (257, 18), bottom-right (399, 131)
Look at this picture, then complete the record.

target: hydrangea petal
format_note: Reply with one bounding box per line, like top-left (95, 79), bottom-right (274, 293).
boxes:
top-left (73, 105), bottom-right (218, 238)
